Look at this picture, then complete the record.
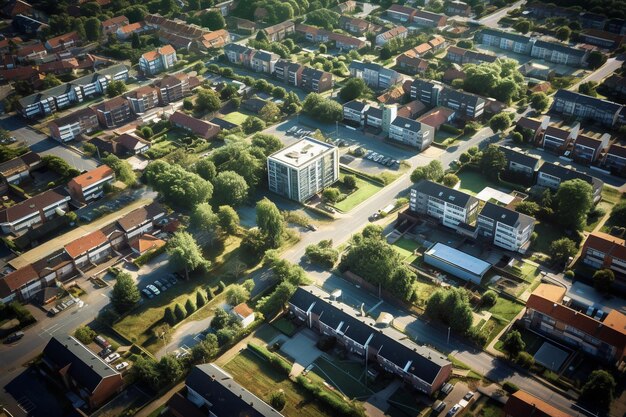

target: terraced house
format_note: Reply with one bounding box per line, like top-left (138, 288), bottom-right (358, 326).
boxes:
top-left (551, 89), bottom-right (623, 127)
top-left (582, 232), bottom-right (626, 286)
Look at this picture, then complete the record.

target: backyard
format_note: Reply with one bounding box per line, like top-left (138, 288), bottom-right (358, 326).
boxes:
top-left (391, 237), bottom-right (421, 262)
top-left (530, 221), bottom-right (568, 255)
top-left (456, 169), bottom-right (511, 195)
top-left (334, 173), bottom-right (384, 212)
top-left (221, 111), bottom-right (251, 125)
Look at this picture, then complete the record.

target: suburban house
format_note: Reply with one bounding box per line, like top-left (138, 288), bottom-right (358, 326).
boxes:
top-left (261, 21), bottom-right (294, 41)
top-left (396, 53), bottom-right (429, 74)
top-left (388, 117), bottom-right (434, 151)
top-left (477, 202), bottom-right (536, 253)
top-left (339, 16), bottom-right (377, 34)
top-left (129, 234), bottom-right (165, 255)
top-left (524, 284), bottom-right (626, 364)
top-left (267, 137), bottom-right (338, 203)
top-left (536, 162), bottom-right (604, 203)
top-left (169, 111), bottom-right (220, 139)
top-left (168, 363), bottom-right (284, 417)
top-left (386, 4), bottom-right (417, 22)
top-left (551, 89), bottom-right (623, 127)
top-left (101, 15), bottom-right (129, 35)
top-left (581, 232), bottom-right (626, 286)
top-left (343, 100), bottom-right (370, 124)
top-left (44, 31), bottom-right (80, 52)
top-left (48, 107), bottom-right (99, 142)
top-left (199, 29), bottom-right (230, 50)
top-left (499, 146), bottom-right (541, 180)
top-left (605, 144), bottom-right (626, 173)
top-left (514, 116), bottom-right (549, 143)
top-left (541, 123), bottom-right (579, 152)
top-left (349, 61), bottom-right (402, 90)
top-left (116, 22), bottom-right (151, 40)
top-left (410, 180), bottom-right (479, 228)
top-left (288, 286), bottom-right (452, 395)
top-left (67, 165), bottom-right (115, 204)
top-left (154, 72), bottom-right (195, 104)
top-left (41, 335), bottom-right (123, 409)
top-left (94, 96), bottom-right (134, 128)
top-left (573, 133), bottom-right (611, 163)
top-left (412, 9), bottom-right (447, 27)
top-left (428, 35), bottom-right (446, 51)
top-left (446, 1), bottom-right (471, 16)
top-left (416, 107), bottom-right (455, 132)
top-left (375, 26), bottom-right (408, 47)
top-left (398, 100), bottom-right (426, 119)
top-left (231, 303), bottom-right (255, 328)
top-left (117, 202), bottom-right (165, 242)
top-left (0, 151), bottom-right (40, 184)
top-left (294, 24), bottom-right (366, 50)
top-left (0, 188), bottom-right (71, 235)
top-left (504, 390), bottom-right (574, 417)
top-left (334, 0), bottom-right (357, 13)
top-left (64, 229), bottom-right (113, 269)
top-left (117, 133), bottom-right (150, 155)
top-left (125, 86), bottom-right (160, 114)
top-left (139, 44), bottom-right (177, 76)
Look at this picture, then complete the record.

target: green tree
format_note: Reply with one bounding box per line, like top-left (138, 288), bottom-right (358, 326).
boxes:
top-left (196, 290), bottom-right (207, 307)
top-left (131, 32), bottom-right (141, 49)
top-left (191, 333), bottom-right (218, 363)
top-left (74, 326), bottom-right (96, 344)
top-left (442, 173), bottom-right (459, 188)
top-left (201, 9), bottom-right (226, 30)
top-left (343, 175), bottom-right (357, 190)
top-left (555, 179), bottom-right (593, 231)
top-left (580, 370), bottom-right (615, 411)
top-left (548, 238), bottom-right (577, 266)
top-left (251, 133), bottom-right (283, 156)
top-left (339, 78), bottom-right (368, 102)
top-left (212, 171), bottom-right (249, 207)
top-left (42, 74), bottom-right (62, 89)
top-left (164, 306), bottom-right (177, 325)
top-left (530, 92), bottom-right (550, 113)
top-left (102, 154), bottom-right (136, 186)
top-left (84, 17), bottom-right (102, 41)
top-left (516, 201), bottom-right (539, 216)
top-left (110, 272), bottom-right (141, 313)
top-left (305, 240), bottom-right (339, 268)
top-left (190, 202), bottom-right (219, 234)
top-left (269, 391), bottom-right (287, 411)
top-left (425, 288), bottom-right (473, 333)
top-left (555, 26), bottom-right (571, 41)
top-left (174, 303), bottom-right (187, 321)
top-left (132, 356), bottom-right (161, 390)
top-left (157, 355), bottom-right (183, 383)
top-left (217, 205), bottom-right (240, 235)
top-left (167, 231), bottom-right (209, 279)
top-left (259, 101), bottom-right (281, 122)
top-left (513, 20), bottom-right (531, 34)
top-left (194, 159), bottom-right (217, 181)
top-left (502, 330), bottom-right (525, 359)
top-left (489, 113), bottom-right (512, 133)
top-left (242, 116), bottom-right (266, 134)
top-left (272, 86), bottom-right (286, 99)
top-left (481, 290), bottom-right (498, 307)
top-left (579, 81), bottom-right (598, 97)
top-left (609, 202), bottom-right (626, 225)
top-left (410, 160), bottom-right (444, 183)
top-left (257, 198), bottom-right (285, 249)
top-left (587, 51), bottom-right (607, 70)
top-left (257, 281), bottom-right (296, 318)
top-left (141, 126), bottom-right (153, 138)
top-left (106, 80), bottom-right (127, 98)
top-left (195, 88), bottom-right (221, 113)
top-left (593, 269), bottom-right (615, 293)
top-left (226, 284), bottom-right (250, 305)
top-left (480, 144), bottom-right (507, 180)
top-left (185, 298), bottom-right (197, 315)
top-left (302, 93), bottom-right (342, 123)
top-left (145, 161), bottom-right (213, 209)
top-left (322, 187), bottom-right (341, 204)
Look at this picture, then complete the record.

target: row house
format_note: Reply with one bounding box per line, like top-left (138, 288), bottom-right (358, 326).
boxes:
top-left (349, 61), bottom-right (402, 90)
top-left (527, 2), bottom-right (578, 19)
top-left (15, 41), bottom-right (47, 62)
top-left (273, 60), bottom-right (333, 92)
top-left (64, 229), bottom-right (115, 269)
top-left (499, 145), bottom-right (541, 181)
top-left (375, 26), bottom-right (408, 47)
top-left (514, 116), bottom-right (549, 143)
top-left (477, 202), bottom-right (536, 253)
top-left (17, 64), bottom-right (129, 118)
top-left (580, 29), bottom-right (625, 49)
top-left (139, 44), bottom-right (177, 76)
top-left (89, 134), bottom-right (150, 156)
top-left (116, 22), bottom-right (151, 40)
top-left (475, 28), bottom-right (534, 54)
top-left (537, 161), bottom-right (603, 203)
top-left (339, 16), bottom-right (379, 34)
top-left (0, 151), bottom-right (41, 184)
top-left (101, 15), bottom-right (129, 35)
top-left (410, 180), bottom-right (479, 228)
top-left (94, 96), bottom-right (133, 128)
top-left (446, 46), bottom-right (497, 65)
top-left (295, 24), bottom-right (366, 50)
top-left (542, 123), bottom-right (579, 152)
top-left (551, 89), bottom-right (623, 127)
top-left (343, 100), bottom-right (370, 124)
top-left (116, 202), bottom-right (165, 242)
top-left (288, 286), bottom-right (452, 395)
top-left (0, 188), bottom-right (71, 235)
top-left (605, 144), bottom-right (626, 173)
top-left (44, 31), bottom-right (81, 52)
top-left (125, 85), bottom-right (160, 114)
top-left (446, 1), bottom-right (471, 16)
top-left (386, 4), bottom-right (417, 22)
top-left (389, 117), bottom-right (434, 151)
top-left (48, 107), bottom-right (99, 142)
top-left (396, 53), bottom-right (428, 74)
top-left (261, 21), bottom-right (295, 42)
top-left (524, 284), bottom-right (626, 364)
top-left (38, 58), bottom-right (80, 75)
top-left (582, 232), bottom-right (626, 286)
top-left (530, 40), bottom-right (588, 66)
top-left (413, 9), bottom-right (447, 28)
top-left (13, 14), bottom-right (48, 36)
top-left (573, 133), bottom-right (610, 164)
top-left (169, 111), bottom-right (220, 139)
top-left (67, 165), bottom-right (115, 204)
top-left (606, 18), bottom-right (626, 35)
top-left (410, 79), bottom-right (485, 119)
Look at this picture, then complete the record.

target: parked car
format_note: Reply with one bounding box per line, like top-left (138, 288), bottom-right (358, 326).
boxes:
top-left (306, 224), bottom-right (318, 231)
top-left (441, 383), bottom-right (454, 395)
top-left (141, 288), bottom-right (154, 299)
top-left (154, 280), bottom-right (167, 291)
top-left (105, 353), bottom-right (121, 363)
top-left (433, 401), bottom-right (446, 413)
top-left (95, 335), bottom-right (110, 349)
top-left (463, 391), bottom-right (475, 401)
top-left (4, 331), bottom-right (24, 344)
top-left (147, 284), bottom-right (160, 295)
top-left (447, 404), bottom-right (461, 417)
top-left (99, 348), bottom-right (112, 358)
top-left (115, 362), bottom-right (129, 371)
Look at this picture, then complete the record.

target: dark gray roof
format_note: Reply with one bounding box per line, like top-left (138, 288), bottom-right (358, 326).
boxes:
top-left (186, 364), bottom-right (283, 417)
top-left (301, 66), bottom-right (325, 80)
top-left (440, 87), bottom-right (484, 108)
top-left (532, 40), bottom-right (587, 57)
top-left (391, 116), bottom-right (425, 132)
top-left (411, 78), bottom-right (438, 91)
top-left (413, 179), bottom-right (477, 208)
top-left (365, 106), bottom-right (383, 119)
top-left (478, 28), bottom-right (532, 44)
top-left (374, 332), bottom-right (445, 382)
top-left (479, 201), bottom-right (535, 229)
top-left (253, 50), bottom-right (278, 62)
top-left (553, 89), bottom-right (622, 114)
top-left (499, 146), bottom-right (540, 169)
top-left (224, 43), bottom-right (250, 54)
top-left (343, 100), bottom-right (369, 112)
top-left (538, 162), bottom-right (603, 191)
top-left (42, 335), bottom-right (119, 393)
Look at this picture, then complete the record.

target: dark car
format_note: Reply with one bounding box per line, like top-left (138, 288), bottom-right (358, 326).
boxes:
top-left (98, 347), bottom-right (112, 358)
top-left (4, 331), bottom-right (24, 344)
top-left (154, 280), bottom-right (167, 291)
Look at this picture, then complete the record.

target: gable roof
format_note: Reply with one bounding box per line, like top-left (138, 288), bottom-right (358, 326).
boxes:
top-left (130, 234), bottom-right (166, 254)
top-left (102, 15), bottom-right (128, 28)
top-left (0, 188), bottom-right (69, 224)
top-left (169, 111), bottom-right (220, 138)
top-left (584, 232), bottom-right (626, 261)
top-left (553, 89), bottom-right (622, 114)
top-left (0, 264), bottom-right (38, 298)
top-left (479, 201), bottom-right (535, 229)
top-left (504, 390), bottom-right (574, 417)
top-left (516, 116), bottom-right (542, 131)
top-left (412, 179), bottom-right (476, 208)
top-left (117, 202), bottom-right (165, 232)
top-left (68, 165), bottom-right (114, 189)
top-left (64, 230), bottom-right (108, 258)
top-left (417, 106), bottom-right (455, 128)
top-left (499, 146), bottom-right (540, 169)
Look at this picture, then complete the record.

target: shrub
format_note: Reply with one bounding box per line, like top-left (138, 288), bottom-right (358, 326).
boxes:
top-left (196, 290), bottom-right (207, 308)
top-left (564, 270), bottom-right (575, 279)
top-left (516, 351), bottom-right (534, 369)
top-left (503, 381), bottom-right (519, 393)
top-left (74, 326), bottom-right (96, 344)
top-left (295, 376), bottom-right (364, 417)
top-left (185, 298), bottom-right (197, 315)
top-left (217, 281), bottom-right (226, 294)
top-left (269, 391), bottom-right (286, 411)
top-left (248, 343), bottom-right (292, 376)
top-left (174, 303), bottom-right (187, 321)
top-left (481, 290), bottom-right (498, 307)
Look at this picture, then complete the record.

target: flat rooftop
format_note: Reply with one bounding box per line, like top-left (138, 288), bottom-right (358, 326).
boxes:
top-left (269, 137), bottom-right (336, 168)
top-left (425, 243), bottom-right (491, 276)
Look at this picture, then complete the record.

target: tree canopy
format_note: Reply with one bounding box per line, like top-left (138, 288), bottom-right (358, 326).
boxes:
top-left (212, 171), bottom-right (249, 207)
top-left (339, 78), bottom-right (369, 102)
top-left (167, 231), bottom-right (209, 279)
top-left (555, 179), bottom-right (593, 231)
top-left (256, 198), bottom-right (285, 249)
top-left (581, 370), bottom-right (616, 411)
top-left (302, 93), bottom-right (343, 123)
top-left (425, 288), bottom-right (473, 333)
top-left (102, 154), bottom-right (136, 186)
top-left (110, 272), bottom-right (141, 313)
top-left (462, 60), bottom-right (525, 104)
top-left (479, 144), bottom-right (507, 180)
top-left (410, 160), bottom-right (444, 183)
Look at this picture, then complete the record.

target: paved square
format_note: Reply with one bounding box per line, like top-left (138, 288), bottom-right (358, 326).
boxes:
top-left (534, 342), bottom-right (569, 371)
top-left (280, 328), bottom-right (322, 368)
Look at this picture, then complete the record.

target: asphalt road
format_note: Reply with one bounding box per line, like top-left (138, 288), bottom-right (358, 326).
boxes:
top-left (0, 114), bottom-right (98, 172)
top-left (568, 57), bottom-right (624, 92)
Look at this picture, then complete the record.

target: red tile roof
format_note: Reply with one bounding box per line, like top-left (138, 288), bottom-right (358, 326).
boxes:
top-left (130, 234), bottom-right (165, 254)
top-left (417, 107), bottom-right (455, 128)
top-left (64, 230), bottom-right (108, 258)
top-left (102, 15), bottom-right (128, 28)
top-left (46, 32), bottom-right (80, 49)
top-left (68, 165), bottom-right (114, 189)
top-left (233, 302), bottom-right (254, 318)
top-left (584, 232), bottom-right (626, 261)
top-left (504, 390), bottom-right (574, 417)
top-left (169, 111), bottom-right (220, 139)
top-left (0, 264), bottom-right (38, 298)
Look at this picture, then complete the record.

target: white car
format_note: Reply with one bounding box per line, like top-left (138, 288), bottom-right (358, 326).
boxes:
top-left (105, 352), bottom-right (121, 363)
top-left (115, 361), bottom-right (129, 371)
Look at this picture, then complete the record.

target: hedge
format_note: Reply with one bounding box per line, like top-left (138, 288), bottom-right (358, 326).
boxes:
top-left (503, 381), bottom-right (519, 393)
top-left (247, 343), bottom-right (292, 376)
top-left (440, 124), bottom-right (462, 135)
top-left (295, 375), bottom-right (365, 417)
top-left (134, 245), bottom-right (167, 267)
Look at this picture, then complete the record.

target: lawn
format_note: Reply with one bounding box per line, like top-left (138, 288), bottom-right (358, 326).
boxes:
top-left (221, 111), bottom-right (250, 125)
top-left (334, 174), bottom-right (383, 212)
top-left (392, 237), bottom-right (420, 260)
top-left (412, 275), bottom-right (438, 308)
top-left (310, 356), bottom-right (373, 399)
top-left (457, 169), bottom-right (509, 195)
top-left (223, 349), bottom-right (331, 417)
top-left (272, 317), bottom-right (298, 336)
top-left (584, 200), bottom-right (612, 232)
top-left (481, 317), bottom-right (507, 347)
top-left (494, 326), bottom-right (544, 355)
top-left (486, 297), bottom-right (524, 322)
top-left (601, 185), bottom-right (623, 204)
top-left (434, 130), bottom-right (458, 145)
top-left (531, 221), bottom-right (567, 255)
top-left (387, 386), bottom-right (428, 417)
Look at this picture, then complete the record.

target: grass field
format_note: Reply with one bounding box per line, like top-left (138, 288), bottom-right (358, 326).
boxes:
top-left (272, 318), bottom-right (298, 336)
top-left (223, 349), bottom-right (331, 417)
top-left (334, 175), bottom-right (383, 212)
top-left (392, 237), bottom-right (420, 260)
top-left (457, 169), bottom-right (510, 195)
top-left (585, 200), bottom-right (612, 232)
top-left (487, 297), bottom-right (524, 322)
top-left (387, 386), bottom-right (428, 417)
top-left (310, 356), bottom-right (373, 399)
top-left (494, 326), bottom-right (544, 355)
top-left (221, 111), bottom-right (250, 125)
top-left (531, 221), bottom-right (568, 255)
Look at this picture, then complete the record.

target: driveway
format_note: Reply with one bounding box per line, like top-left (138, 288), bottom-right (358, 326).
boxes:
top-left (280, 328), bottom-right (323, 374)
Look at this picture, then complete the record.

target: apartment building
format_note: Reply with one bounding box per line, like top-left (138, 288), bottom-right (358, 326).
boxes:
top-left (551, 89), bottom-right (623, 127)
top-left (154, 72), bottom-right (194, 104)
top-left (573, 133), bottom-right (610, 163)
top-left (375, 26), bottom-right (408, 46)
top-left (116, 202), bottom-right (165, 242)
top-left (530, 40), bottom-right (588, 66)
top-left (582, 232), bottom-right (626, 283)
top-left (48, 107), bottom-right (99, 142)
top-left (536, 162), bottom-right (604, 203)
top-left (273, 59), bottom-right (303, 86)
top-left (0, 152), bottom-right (40, 184)
top-left (386, 4), bottom-right (417, 22)
top-left (581, 29), bottom-right (624, 49)
top-left (267, 137), bottom-right (338, 202)
top-left (524, 284), bottom-right (626, 363)
top-left (605, 144), bottom-right (626, 172)
top-left (125, 85), bottom-right (159, 114)
top-left (116, 22), bottom-right (150, 40)
top-left (0, 188), bottom-right (70, 235)
top-left (388, 117), bottom-right (434, 151)
top-left (499, 146), bottom-right (541, 180)
top-left (94, 96), bottom-right (133, 128)
top-left (410, 180), bottom-right (479, 228)
top-left (396, 53), bottom-right (428, 74)
top-left (349, 61), bottom-right (402, 90)
top-left (261, 21), bottom-right (294, 41)
top-left (342, 100), bottom-right (370, 124)
top-left (514, 116), bottom-right (549, 143)
top-left (223, 43), bottom-right (254, 66)
top-left (409, 79), bottom-right (485, 119)
top-left (300, 66), bottom-right (333, 93)
top-left (476, 28), bottom-right (534, 54)
top-left (288, 286), bottom-right (452, 395)
top-left (139, 44), bottom-right (177, 75)
top-left (446, 1), bottom-right (471, 16)
top-left (413, 9), bottom-right (447, 27)
top-left (339, 16), bottom-right (377, 34)
top-left (250, 50), bottom-right (279, 73)
top-left (542, 124), bottom-right (579, 152)
top-left (477, 202), bottom-right (536, 253)
top-left (68, 165), bottom-right (115, 203)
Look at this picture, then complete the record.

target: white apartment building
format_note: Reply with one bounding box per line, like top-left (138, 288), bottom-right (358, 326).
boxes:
top-left (267, 137), bottom-right (339, 203)
top-left (410, 180), bottom-right (479, 228)
top-left (477, 202), bottom-right (535, 253)
top-left (139, 45), bottom-right (177, 76)
top-left (389, 117), bottom-right (434, 151)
